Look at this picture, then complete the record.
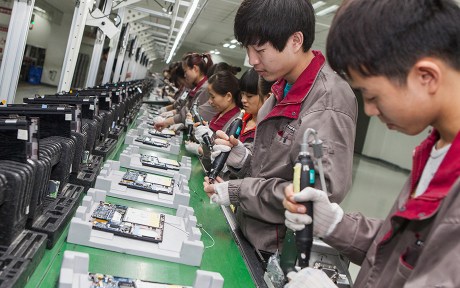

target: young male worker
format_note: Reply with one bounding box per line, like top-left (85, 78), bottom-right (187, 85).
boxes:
top-left (204, 0), bottom-right (357, 253)
top-left (284, 0), bottom-right (460, 287)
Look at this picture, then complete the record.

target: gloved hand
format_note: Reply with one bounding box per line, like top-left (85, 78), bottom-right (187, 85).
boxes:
top-left (185, 141), bottom-right (201, 155)
top-left (211, 139), bottom-right (248, 169)
top-left (283, 186), bottom-right (344, 238)
top-left (169, 123), bottom-right (184, 131)
top-left (194, 125), bottom-right (213, 144)
top-left (203, 178), bottom-right (230, 206)
top-left (152, 116), bottom-right (165, 124)
top-left (160, 110), bottom-right (175, 117)
top-left (285, 267), bottom-right (337, 288)
top-left (185, 118), bottom-right (194, 126)
top-left (159, 107), bottom-right (168, 113)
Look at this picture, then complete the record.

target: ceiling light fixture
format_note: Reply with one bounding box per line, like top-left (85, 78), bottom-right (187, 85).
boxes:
top-left (214, 51), bottom-right (220, 55)
top-left (316, 4), bottom-right (339, 16)
top-left (312, 1), bottom-right (326, 10)
top-left (230, 39), bottom-right (238, 44)
top-left (166, 0), bottom-right (199, 63)
top-left (229, 44), bottom-right (236, 49)
top-left (223, 43), bottom-right (230, 48)
top-left (33, 6), bottom-right (46, 13)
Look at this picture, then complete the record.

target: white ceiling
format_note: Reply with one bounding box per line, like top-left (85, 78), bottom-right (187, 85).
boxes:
top-left (38, 0), bottom-right (343, 63)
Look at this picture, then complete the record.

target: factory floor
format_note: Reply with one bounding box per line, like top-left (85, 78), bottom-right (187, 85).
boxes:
top-left (15, 82), bottom-right (411, 285)
top-left (15, 81), bottom-right (58, 103)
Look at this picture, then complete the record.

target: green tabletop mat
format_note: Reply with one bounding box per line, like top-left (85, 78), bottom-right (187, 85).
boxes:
top-left (25, 120), bottom-right (255, 288)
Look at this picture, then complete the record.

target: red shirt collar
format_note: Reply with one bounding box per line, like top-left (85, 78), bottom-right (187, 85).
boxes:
top-left (209, 106), bottom-right (240, 132)
top-left (240, 113), bottom-right (256, 143)
top-left (394, 129), bottom-right (460, 220)
top-left (261, 50), bottom-right (325, 122)
top-left (381, 129), bottom-right (460, 243)
top-left (189, 76), bottom-right (207, 98)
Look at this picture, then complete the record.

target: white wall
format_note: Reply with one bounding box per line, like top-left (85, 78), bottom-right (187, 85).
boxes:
top-left (38, 12), bottom-right (72, 86)
top-left (362, 117), bottom-right (431, 170)
top-left (26, 12), bottom-right (51, 49)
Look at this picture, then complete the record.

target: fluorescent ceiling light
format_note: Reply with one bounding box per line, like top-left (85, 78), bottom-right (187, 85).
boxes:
top-left (214, 51), bottom-right (220, 55)
top-left (316, 5), bottom-right (339, 16)
top-left (230, 39), bottom-right (238, 44)
top-left (33, 6), bottom-right (46, 13)
top-left (166, 0), bottom-right (199, 63)
top-left (210, 50), bottom-right (215, 54)
top-left (229, 44), bottom-right (236, 49)
top-left (223, 43), bottom-right (230, 48)
top-left (312, 1), bottom-right (326, 10)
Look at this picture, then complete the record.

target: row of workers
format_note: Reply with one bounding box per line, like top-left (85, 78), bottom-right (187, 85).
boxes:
top-left (154, 0), bottom-right (460, 287)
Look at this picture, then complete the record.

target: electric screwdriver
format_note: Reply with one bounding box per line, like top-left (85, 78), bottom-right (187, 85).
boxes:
top-left (208, 110), bottom-right (245, 183)
top-left (191, 103), bottom-right (213, 150)
top-left (293, 152), bottom-right (315, 268)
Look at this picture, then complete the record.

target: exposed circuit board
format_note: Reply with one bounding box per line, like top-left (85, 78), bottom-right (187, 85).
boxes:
top-left (148, 128), bottom-right (176, 138)
top-left (140, 155), bottom-right (180, 171)
top-left (135, 136), bottom-right (169, 148)
top-left (119, 169), bottom-right (174, 195)
top-left (89, 272), bottom-right (188, 287)
top-left (91, 202), bottom-right (165, 243)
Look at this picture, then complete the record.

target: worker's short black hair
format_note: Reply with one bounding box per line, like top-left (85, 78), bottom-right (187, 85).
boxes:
top-left (239, 68), bottom-right (258, 95)
top-left (327, 0), bottom-right (460, 85)
top-left (234, 0), bottom-right (315, 52)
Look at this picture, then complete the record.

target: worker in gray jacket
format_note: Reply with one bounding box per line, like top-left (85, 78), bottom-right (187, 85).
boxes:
top-left (155, 53), bottom-right (216, 130)
top-left (204, 0), bottom-right (357, 253)
top-left (284, 0), bottom-right (460, 287)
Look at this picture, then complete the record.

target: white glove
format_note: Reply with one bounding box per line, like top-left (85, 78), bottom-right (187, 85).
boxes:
top-left (285, 268), bottom-right (337, 288)
top-left (285, 187), bottom-right (344, 238)
top-left (194, 125), bottom-right (213, 144)
top-left (159, 107), bottom-right (168, 113)
top-left (169, 123), bottom-right (184, 131)
top-left (211, 140), bottom-right (248, 169)
top-left (152, 116), bottom-right (165, 124)
top-left (185, 118), bottom-right (194, 126)
top-left (185, 141), bottom-right (201, 155)
top-left (210, 182), bottom-right (230, 206)
top-left (160, 110), bottom-right (175, 117)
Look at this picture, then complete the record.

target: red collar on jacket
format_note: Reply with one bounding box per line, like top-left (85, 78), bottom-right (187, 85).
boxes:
top-left (189, 76), bottom-right (207, 98)
top-left (240, 113), bottom-right (256, 143)
top-left (381, 129), bottom-right (460, 242)
top-left (209, 106), bottom-right (240, 132)
top-left (261, 50), bottom-right (325, 123)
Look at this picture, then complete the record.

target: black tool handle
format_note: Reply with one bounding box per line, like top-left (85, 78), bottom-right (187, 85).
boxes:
top-left (296, 154), bottom-right (315, 268)
top-left (208, 112), bottom-right (244, 181)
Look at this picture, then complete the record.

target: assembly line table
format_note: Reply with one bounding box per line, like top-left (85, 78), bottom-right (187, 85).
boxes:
top-left (25, 130), bottom-right (255, 288)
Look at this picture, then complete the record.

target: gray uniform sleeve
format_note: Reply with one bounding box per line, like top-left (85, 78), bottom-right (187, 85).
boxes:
top-left (228, 177), bottom-right (290, 224)
top-left (323, 213), bottom-right (384, 265)
top-left (173, 105), bottom-right (188, 124)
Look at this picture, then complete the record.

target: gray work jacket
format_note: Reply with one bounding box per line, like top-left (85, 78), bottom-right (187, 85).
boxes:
top-left (228, 52), bottom-right (357, 252)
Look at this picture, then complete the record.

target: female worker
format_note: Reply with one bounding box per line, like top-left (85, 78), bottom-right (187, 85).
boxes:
top-left (155, 53), bottom-right (215, 130)
top-left (189, 70), bottom-right (243, 166)
top-left (239, 68), bottom-right (274, 144)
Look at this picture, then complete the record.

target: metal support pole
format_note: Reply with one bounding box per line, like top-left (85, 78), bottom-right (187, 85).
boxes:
top-left (85, 0), bottom-right (113, 88)
top-left (120, 36), bottom-right (137, 82)
top-left (0, 0), bottom-right (35, 105)
top-left (112, 24), bottom-right (130, 83)
top-left (131, 48), bottom-right (141, 80)
top-left (58, 0), bottom-right (94, 92)
top-left (103, 7), bottom-right (125, 84)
